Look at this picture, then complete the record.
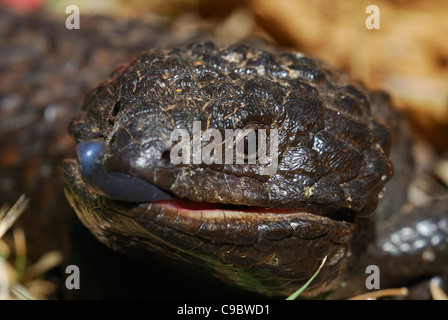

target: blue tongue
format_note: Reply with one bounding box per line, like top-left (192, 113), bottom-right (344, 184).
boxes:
top-left (76, 141), bottom-right (173, 203)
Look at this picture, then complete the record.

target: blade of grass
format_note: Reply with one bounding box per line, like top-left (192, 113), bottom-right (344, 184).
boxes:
top-left (0, 195), bottom-right (29, 239)
top-left (0, 255), bottom-right (9, 299)
top-left (286, 256), bottom-right (327, 300)
top-left (348, 287), bottom-right (408, 300)
top-left (22, 250), bottom-right (62, 283)
top-left (11, 284), bottom-right (35, 300)
top-left (13, 228), bottom-right (27, 281)
top-left (0, 196), bottom-right (29, 300)
top-left (430, 277), bottom-right (448, 300)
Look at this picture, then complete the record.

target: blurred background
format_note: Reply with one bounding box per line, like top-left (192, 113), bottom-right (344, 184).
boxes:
top-left (0, 0), bottom-right (447, 299)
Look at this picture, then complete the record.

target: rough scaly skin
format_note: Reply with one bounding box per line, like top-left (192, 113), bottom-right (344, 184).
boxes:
top-left (63, 41), bottom-right (448, 298)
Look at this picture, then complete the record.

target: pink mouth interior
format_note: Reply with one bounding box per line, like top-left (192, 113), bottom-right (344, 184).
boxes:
top-left (154, 198), bottom-right (297, 214)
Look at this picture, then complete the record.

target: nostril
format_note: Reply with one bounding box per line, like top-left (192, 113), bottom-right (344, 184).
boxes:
top-left (112, 99), bottom-right (121, 116)
top-left (109, 99), bottom-right (122, 125)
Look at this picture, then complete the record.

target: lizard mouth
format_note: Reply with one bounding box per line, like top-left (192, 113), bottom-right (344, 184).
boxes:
top-left (75, 140), bottom-right (342, 219)
top-left (65, 152), bottom-right (353, 239)
top-left (155, 198), bottom-right (299, 214)
top-left (63, 141), bottom-right (354, 298)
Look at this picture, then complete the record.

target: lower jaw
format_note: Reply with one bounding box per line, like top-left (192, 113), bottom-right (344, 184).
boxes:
top-left (132, 197), bottom-right (354, 247)
top-left (103, 195), bottom-right (354, 297)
